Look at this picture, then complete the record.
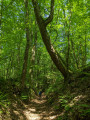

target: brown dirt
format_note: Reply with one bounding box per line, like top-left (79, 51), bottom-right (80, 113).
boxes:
top-left (0, 93), bottom-right (58, 120)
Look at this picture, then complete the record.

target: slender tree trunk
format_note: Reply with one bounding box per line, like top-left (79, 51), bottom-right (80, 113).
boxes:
top-left (63, 9), bottom-right (71, 70)
top-left (17, 42), bottom-right (21, 73)
top-left (29, 28), bottom-right (37, 100)
top-left (21, 0), bottom-right (30, 89)
top-left (34, 22), bottom-right (38, 81)
top-left (66, 30), bottom-right (70, 70)
top-left (84, 31), bottom-right (87, 65)
top-left (71, 39), bottom-right (79, 69)
top-left (32, 0), bottom-right (71, 78)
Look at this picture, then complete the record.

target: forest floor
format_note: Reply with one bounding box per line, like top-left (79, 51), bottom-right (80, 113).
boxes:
top-left (0, 93), bottom-right (58, 120)
top-left (0, 70), bottom-right (90, 120)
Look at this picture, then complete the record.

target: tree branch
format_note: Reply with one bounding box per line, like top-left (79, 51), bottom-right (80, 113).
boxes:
top-left (32, 0), bottom-right (45, 26)
top-left (44, 0), bottom-right (54, 26)
top-left (32, 0), bottom-right (54, 27)
top-left (32, 0), bottom-right (70, 78)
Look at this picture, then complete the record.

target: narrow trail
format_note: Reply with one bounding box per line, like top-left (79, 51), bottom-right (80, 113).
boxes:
top-left (2, 94), bottom-right (58, 120)
top-left (23, 95), bottom-right (57, 120)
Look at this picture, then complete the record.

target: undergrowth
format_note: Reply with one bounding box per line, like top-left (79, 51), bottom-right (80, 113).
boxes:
top-left (46, 74), bottom-right (90, 120)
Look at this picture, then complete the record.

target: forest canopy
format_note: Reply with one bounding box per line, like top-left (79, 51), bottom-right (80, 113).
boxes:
top-left (0, 0), bottom-right (90, 80)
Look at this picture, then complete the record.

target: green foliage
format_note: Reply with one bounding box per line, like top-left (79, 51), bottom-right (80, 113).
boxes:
top-left (65, 104), bottom-right (71, 111)
top-left (0, 92), bottom-right (10, 114)
top-left (0, 0), bottom-right (90, 119)
top-left (76, 104), bottom-right (90, 118)
top-left (21, 95), bottom-right (29, 100)
top-left (45, 77), bottom-right (64, 106)
top-left (59, 96), bottom-right (68, 106)
top-left (56, 98), bottom-right (90, 120)
top-left (56, 103), bottom-right (90, 120)
top-left (1, 0), bottom-right (90, 81)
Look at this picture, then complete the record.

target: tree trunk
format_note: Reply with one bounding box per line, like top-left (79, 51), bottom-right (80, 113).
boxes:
top-left (32, 0), bottom-right (71, 78)
top-left (84, 30), bottom-right (87, 65)
top-left (63, 9), bottom-right (71, 70)
top-left (21, 0), bottom-right (30, 89)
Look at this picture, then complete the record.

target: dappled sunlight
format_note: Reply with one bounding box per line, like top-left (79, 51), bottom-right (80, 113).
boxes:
top-left (22, 95), bottom-right (58, 120)
top-left (0, 93), bottom-right (59, 120)
top-left (24, 110), bottom-right (41, 120)
top-left (23, 96), bottom-right (57, 120)
top-left (58, 94), bottom-right (87, 118)
top-left (6, 94), bottom-right (58, 120)
top-left (69, 95), bottom-right (86, 107)
top-left (1, 93), bottom-right (87, 120)
top-left (49, 115), bottom-right (57, 119)
top-left (32, 98), bottom-right (46, 104)
top-left (29, 108), bottom-right (36, 112)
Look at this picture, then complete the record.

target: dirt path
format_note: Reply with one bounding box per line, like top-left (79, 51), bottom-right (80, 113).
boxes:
top-left (23, 95), bottom-right (57, 120)
top-left (1, 94), bottom-right (58, 120)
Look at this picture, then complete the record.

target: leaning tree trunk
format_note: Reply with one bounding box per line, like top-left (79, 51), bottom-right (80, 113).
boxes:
top-left (32, 0), bottom-right (71, 79)
top-left (21, 0), bottom-right (30, 89)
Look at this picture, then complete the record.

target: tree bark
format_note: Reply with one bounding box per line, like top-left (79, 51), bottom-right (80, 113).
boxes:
top-left (21, 0), bottom-right (30, 89)
top-left (63, 8), bottom-right (71, 70)
top-left (32, 0), bottom-right (71, 78)
top-left (83, 30), bottom-right (87, 65)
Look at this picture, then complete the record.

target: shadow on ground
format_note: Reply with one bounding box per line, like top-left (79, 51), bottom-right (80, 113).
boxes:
top-left (0, 94), bottom-right (58, 120)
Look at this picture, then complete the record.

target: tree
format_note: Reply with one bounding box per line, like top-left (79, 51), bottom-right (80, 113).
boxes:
top-left (32, 0), bottom-right (71, 79)
top-left (0, 0), bottom-right (89, 94)
top-left (21, 0), bottom-right (31, 89)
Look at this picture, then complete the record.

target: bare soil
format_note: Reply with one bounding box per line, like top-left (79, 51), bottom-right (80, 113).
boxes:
top-left (0, 94), bottom-right (58, 120)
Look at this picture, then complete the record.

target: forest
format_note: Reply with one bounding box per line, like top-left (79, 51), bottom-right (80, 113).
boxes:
top-left (0, 0), bottom-right (90, 120)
